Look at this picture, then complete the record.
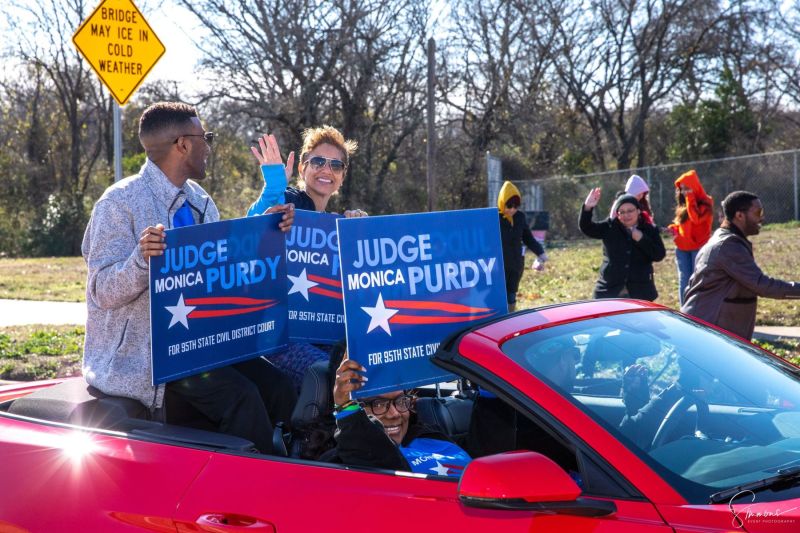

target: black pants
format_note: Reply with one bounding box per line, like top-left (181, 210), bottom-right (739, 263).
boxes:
top-left (234, 357), bottom-right (298, 427)
top-left (166, 358), bottom-right (295, 453)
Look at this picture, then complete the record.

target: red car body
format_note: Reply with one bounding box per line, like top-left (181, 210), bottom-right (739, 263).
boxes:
top-left (1, 300), bottom-right (799, 532)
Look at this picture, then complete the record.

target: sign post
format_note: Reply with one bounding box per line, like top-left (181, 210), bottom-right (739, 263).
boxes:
top-left (73, 0), bottom-right (166, 179)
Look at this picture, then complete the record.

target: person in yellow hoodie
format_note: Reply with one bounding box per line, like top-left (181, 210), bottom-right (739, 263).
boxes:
top-left (668, 170), bottom-right (713, 305)
top-left (497, 181), bottom-right (547, 312)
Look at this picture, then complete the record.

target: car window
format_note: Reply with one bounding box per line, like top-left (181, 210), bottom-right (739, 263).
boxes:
top-left (501, 309), bottom-right (800, 504)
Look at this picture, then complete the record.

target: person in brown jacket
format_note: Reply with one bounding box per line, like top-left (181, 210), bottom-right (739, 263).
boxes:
top-left (681, 191), bottom-right (800, 340)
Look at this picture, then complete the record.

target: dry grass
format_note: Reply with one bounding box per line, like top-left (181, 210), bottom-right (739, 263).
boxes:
top-left (0, 257), bottom-right (86, 302)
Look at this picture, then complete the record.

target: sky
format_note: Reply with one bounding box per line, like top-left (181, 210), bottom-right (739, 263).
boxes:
top-left (137, 3), bottom-right (204, 88)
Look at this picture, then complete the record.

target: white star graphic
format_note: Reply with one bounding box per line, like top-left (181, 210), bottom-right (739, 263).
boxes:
top-left (165, 293), bottom-right (196, 330)
top-left (287, 268), bottom-right (319, 301)
top-left (361, 293), bottom-right (399, 335)
top-left (430, 461), bottom-right (450, 476)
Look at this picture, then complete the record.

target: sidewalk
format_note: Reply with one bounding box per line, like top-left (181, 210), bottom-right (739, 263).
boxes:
top-left (0, 299), bottom-right (86, 327)
top-left (0, 298), bottom-right (797, 337)
top-left (752, 326), bottom-right (800, 342)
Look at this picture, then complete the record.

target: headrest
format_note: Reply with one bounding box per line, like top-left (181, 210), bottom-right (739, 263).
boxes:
top-left (291, 361), bottom-right (333, 427)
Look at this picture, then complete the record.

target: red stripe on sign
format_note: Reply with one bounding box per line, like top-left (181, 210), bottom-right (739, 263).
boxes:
top-left (185, 297), bottom-right (273, 306)
top-left (389, 312), bottom-right (495, 325)
top-left (309, 286), bottom-right (343, 299)
top-left (188, 303), bottom-right (276, 318)
top-left (384, 300), bottom-right (491, 314)
top-left (308, 274), bottom-right (342, 288)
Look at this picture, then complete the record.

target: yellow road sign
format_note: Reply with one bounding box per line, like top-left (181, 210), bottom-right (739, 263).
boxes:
top-left (72, 0), bottom-right (165, 106)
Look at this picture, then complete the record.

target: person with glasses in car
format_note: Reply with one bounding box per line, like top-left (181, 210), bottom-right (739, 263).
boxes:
top-left (246, 126), bottom-right (369, 391)
top-left (323, 355), bottom-right (516, 477)
top-left (580, 187), bottom-right (666, 301)
top-left (681, 191), bottom-right (800, 340)
top-left (82, 102), bottom-right (295, 454)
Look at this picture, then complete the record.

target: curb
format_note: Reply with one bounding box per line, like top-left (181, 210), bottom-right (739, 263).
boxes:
top-left (752, 327), bottom-right (800, 342)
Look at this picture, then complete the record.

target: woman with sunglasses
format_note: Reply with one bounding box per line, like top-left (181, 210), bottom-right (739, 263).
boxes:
top-left (319, 355), bottom-right (516, 476)
top-left (247, 126), bottom-right (365, 217)
top-left (246, 126), bottom-right (367, 391)
top-left (581, 187), bottom-right (666, 301)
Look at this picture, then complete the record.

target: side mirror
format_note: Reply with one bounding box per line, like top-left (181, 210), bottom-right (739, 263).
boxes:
top-left (458, 451), bottom-right (615, 517)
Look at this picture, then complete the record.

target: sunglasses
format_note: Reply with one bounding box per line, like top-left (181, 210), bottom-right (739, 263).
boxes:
top-left (174, 131), bottom-right (215, 145)
top-left (362, 394), bottom-right (415, 415)
top-left (305, 155), bottom-right (346, 172)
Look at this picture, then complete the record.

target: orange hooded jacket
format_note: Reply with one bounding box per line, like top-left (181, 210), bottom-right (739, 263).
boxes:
top-left (668, 170), bottom-right (713, 251)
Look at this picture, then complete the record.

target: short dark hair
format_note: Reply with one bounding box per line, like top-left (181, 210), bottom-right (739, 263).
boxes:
top-left (139, 102), bottom-right (197, 138)
top-left (722, 191), bottom-right (759, 221)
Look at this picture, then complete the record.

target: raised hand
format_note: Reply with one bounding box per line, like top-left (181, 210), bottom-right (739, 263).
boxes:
top-left (250, 133), bottom-right (295, 181)
top-left (333, 353), bottom-right (368, 407)
top-left (584, 187), bottom-right (602, 210)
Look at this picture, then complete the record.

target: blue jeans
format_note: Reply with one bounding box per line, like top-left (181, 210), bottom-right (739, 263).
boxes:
top-left (676, 248), bottom-right (699, 306)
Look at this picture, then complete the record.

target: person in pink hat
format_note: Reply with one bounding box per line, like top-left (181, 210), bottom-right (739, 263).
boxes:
top-left (610, 175), bottom-right (655, 226)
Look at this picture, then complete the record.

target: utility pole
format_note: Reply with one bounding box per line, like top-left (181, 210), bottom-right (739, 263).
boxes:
top-left (426, 37), bottom-right (436, 212)
top-left (114, 103), bottom-right (123, 182)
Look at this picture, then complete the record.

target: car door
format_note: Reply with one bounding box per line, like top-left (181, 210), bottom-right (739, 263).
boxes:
top-left (0, 416), bottom-right (212, 532)
top-left (173, 451), bottom-right (674, 533)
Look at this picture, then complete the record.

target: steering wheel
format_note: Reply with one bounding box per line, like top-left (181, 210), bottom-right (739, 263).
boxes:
top-left (651, 392), bottom-right (709, 449)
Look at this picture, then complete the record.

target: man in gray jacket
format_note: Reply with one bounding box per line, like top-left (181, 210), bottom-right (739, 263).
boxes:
top-left (681, 191), bottom-right (800, 340)
top-left (82, 102), bottom-right (294, 453)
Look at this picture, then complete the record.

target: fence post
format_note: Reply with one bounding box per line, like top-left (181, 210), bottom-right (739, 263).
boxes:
top-left (794, 150), bottom-right (798, 221)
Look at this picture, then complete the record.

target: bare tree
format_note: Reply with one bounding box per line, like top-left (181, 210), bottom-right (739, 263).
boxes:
top-left (178, 0), bottom-right (429, 213)
top-left (534, 0), bottom-right (721, 169)
top-left (439, 0), bottom-right (553, 206)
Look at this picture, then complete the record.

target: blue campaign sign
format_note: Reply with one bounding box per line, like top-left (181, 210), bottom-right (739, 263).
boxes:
top-left (337, 208), bottom-right (507, 397)
top-left (285, 210), bottom-right (345, 343)
top-left (149, 214), bottom-right (288, 384)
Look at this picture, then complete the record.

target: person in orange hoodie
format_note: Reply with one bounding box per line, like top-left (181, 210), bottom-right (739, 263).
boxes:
top-left (668, 170), bottom-right (713, 305)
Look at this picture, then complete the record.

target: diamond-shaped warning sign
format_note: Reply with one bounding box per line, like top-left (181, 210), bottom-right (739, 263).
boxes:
top-left (73, 0), bottom-right (165, 106)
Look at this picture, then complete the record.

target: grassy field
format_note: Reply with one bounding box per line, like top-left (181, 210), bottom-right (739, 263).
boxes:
top-left (0, 257), bottom-right (86, 301)
top-left (0, 325), bottom-right (83, 380)
top-left (0, 223), bottom-right (798, 380)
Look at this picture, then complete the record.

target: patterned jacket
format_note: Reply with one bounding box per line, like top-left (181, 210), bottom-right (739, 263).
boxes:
top-left (81, 159), bottom-right (219, 409)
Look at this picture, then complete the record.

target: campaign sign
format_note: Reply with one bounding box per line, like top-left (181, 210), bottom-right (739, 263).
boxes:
top-left (285, 210), bottom-right (345, 343)
top-left (149, 214), bottom-right (288, 384)
top-left (337, 208), bottom-right (507, 397)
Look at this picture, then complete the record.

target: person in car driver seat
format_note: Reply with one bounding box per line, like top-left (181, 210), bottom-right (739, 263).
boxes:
top-left (324, 354), bottom-right (516, 477)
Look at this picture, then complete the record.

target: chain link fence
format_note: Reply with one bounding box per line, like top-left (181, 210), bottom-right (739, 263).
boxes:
top-left (488, 150), bottom-right (800, 239)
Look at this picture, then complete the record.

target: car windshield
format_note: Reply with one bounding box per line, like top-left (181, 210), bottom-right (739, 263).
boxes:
top-left (501, 309), bottom-right (800, 503)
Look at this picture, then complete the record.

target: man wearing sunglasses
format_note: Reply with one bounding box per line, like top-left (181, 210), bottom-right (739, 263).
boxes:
top-left (682, 190), bottom-right (800, 340)
top-left (82, 102), bottom-right (295, 454)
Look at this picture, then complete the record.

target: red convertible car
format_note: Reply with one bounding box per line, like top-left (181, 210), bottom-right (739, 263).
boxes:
top-left (2, 299), bottom-right (800, 532)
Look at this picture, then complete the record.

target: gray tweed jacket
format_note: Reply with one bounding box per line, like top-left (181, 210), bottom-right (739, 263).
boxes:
top-left (81, 159), bottom-right (219, 409)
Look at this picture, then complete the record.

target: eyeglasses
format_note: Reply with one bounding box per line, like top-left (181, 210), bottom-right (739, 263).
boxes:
top-left (617, 208), bottom-right (639, 216)
top-left (174, 131), bottom-right (215, 145)
top-left (362, 394), bottom-right (415, 415)
top-left (305, 155), bottom-right (346, 172)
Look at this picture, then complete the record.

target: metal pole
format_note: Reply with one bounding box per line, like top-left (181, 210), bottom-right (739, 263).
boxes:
top-left (794, 150), bottom-right (798, 221)
top-left (113, 103), bottom-right (123, 182)
top-left (426, 37), bottom-right (436, 212)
